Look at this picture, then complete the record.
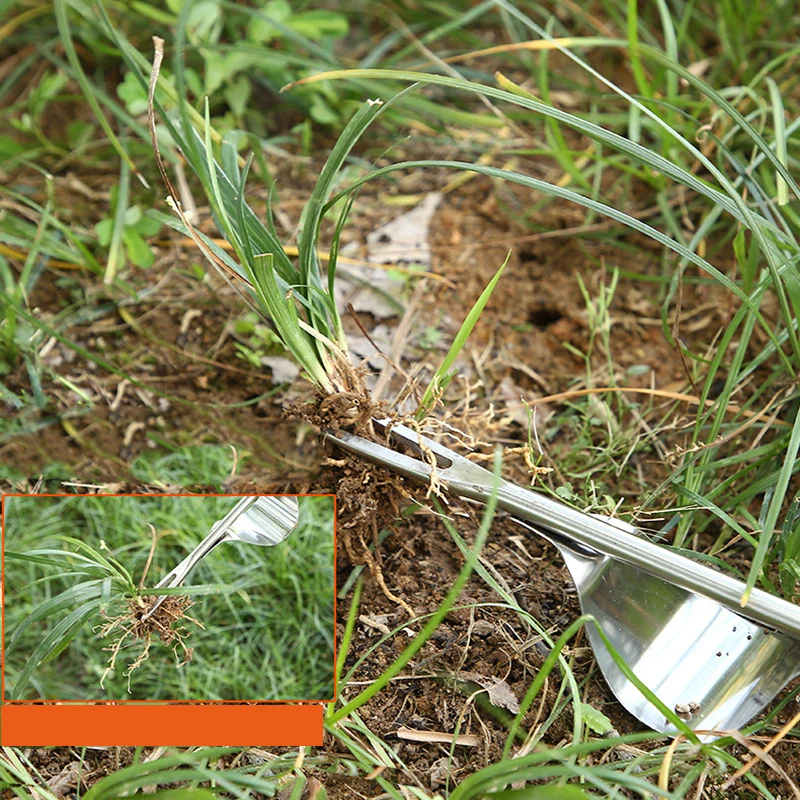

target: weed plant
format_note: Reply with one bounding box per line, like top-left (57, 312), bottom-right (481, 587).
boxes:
top-left (116, 0), bottom-right (800, 599)
top-left (3, 494), bottom-right (334, 701)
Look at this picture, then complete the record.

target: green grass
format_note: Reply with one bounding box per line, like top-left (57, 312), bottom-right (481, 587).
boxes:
top-left (276, 57), bottom-right (799, 602)
top-left (2, 0), bottom-right (800, 794)
top-left (3, 494), bottom-right (334, 701)
top-left (0, 745), bottom-right (323, 800)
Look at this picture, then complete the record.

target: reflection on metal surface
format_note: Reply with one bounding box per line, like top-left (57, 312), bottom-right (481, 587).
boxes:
top-left (228, 496), bottom-right (301, 546)
top-left (517, 518), bottom-right (800, 737)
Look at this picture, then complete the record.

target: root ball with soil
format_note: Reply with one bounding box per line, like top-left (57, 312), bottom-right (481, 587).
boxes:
top-left (98, 595), bottom-right (203, 690)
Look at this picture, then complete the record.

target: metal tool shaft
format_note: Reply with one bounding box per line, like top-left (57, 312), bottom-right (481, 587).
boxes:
top-left (151, 497), bottom-right (260, 591)
top-left (326, 424), bottom-right (800, 639)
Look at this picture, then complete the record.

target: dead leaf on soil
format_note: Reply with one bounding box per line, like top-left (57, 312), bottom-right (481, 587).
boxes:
top-left (359, 613), bottom-right (392, 636)
top-left (366, 193), bottom-right (442, 266)
top-left (348, 325), bottom-right (394, 370)
top-left (429, 755), bottom-right (460, 790)
top-left (261, 356), bottom-right (301, 385)
top-left (44, 761), bottom-right (81, 799)
top-left (334, 193), bottom-right (442, 320)
top-left (462, 672), bottom-right (521, 713)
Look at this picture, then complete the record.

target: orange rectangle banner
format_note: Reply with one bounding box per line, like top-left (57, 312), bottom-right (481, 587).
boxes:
top-left (1, 704), bottom-right (323, 746)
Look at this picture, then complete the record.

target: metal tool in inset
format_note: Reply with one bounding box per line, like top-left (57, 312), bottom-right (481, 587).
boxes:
top-left (325, 420), bottom-right (800, 736)
top-left (141, 496), bottom-right (299, 621)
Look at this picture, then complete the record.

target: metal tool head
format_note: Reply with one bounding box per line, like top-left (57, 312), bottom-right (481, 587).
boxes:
top-left (141, 496), bottom-right (299, 621)
top-left (226, 495), bottom-right (299, 546)
top-left (515, 519), bottom-right (800, 739)
top-left (325, 418), bottom-right (493, 493)
top-left (325, 422), bottom-right (800, 738)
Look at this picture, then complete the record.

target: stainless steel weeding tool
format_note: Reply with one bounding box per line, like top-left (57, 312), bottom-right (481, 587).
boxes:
top-left (141, 496), bottom-right (299, 621)
top-left (325, 420), bottom-right (800, 737)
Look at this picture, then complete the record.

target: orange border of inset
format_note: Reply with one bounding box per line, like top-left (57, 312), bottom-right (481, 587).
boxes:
top-left (1, 494), bottom-right (335, 746)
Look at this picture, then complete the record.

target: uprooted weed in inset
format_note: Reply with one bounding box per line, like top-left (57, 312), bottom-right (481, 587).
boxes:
top-left (4, 495), bottom-right (334, 702)
top-left (98, 595), bottom-right (203, 691)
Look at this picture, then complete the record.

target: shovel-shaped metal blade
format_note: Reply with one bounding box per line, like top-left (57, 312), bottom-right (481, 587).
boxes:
top-left (516, 519), bottom-right (800, 738)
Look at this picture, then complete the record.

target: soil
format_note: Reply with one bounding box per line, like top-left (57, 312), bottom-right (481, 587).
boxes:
top-left (3, 125), bottom-right (799, 795)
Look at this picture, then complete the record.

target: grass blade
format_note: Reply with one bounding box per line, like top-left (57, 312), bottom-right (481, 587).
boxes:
top-left (54, 0), bottom-right (146, 186)
top-left (417, 255), bottom-right (508, 419)
top-left (9, 599), bottom-right (101, 699)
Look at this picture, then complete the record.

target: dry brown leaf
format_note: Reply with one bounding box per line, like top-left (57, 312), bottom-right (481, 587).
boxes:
top-left (45, 761), bottom-right (81, 798)
top-left (462, 672), bottom-right (521, 713)
top-left (396, 726), bottom-right (480, 747)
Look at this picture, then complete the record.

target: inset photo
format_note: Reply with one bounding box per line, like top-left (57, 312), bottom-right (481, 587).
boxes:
top-left (2, 494), bottom-right (335, 702)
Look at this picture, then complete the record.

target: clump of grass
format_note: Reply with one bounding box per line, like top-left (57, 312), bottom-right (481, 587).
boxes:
top-left (139, 29), bottom-right (377, 409)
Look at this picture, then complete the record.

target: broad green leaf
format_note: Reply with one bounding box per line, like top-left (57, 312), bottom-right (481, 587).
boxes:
top-left (0, 136), bottom-right (27, 157)
top-left (224, 75), bottom-right (250, 118)
top-left (117, 70), bottom-right (151, 116)
top-left (308, 95), bottom-right (340, 126)
top-left (123, 205), bottom-right (143, 227)
top-left (135, 214), bottom-right (162, 238)
top-left (123, 228), bottom-right (155, 268)
top-left (578, 701), bottom-right (614, 735)
top-left (94, 218), bottom-right (113, 246)
top-left (186, 0), bottom-right (221, 42)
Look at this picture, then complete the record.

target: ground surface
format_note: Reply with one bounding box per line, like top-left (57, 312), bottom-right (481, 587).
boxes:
top-left (3, 137), bottom-right (799, 793)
